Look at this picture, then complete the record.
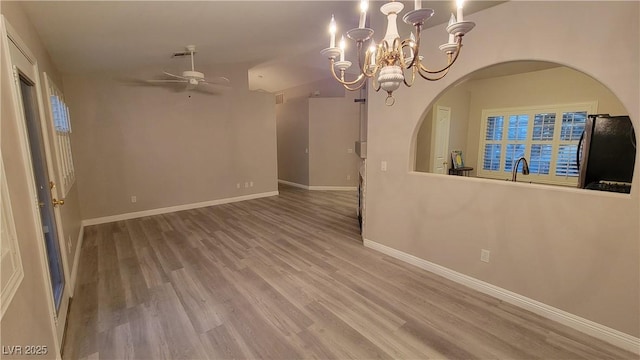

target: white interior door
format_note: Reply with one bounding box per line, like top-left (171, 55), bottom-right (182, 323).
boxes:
top-left (6, 23), bottom-right (70, 348)
top-left (431, 106), bottom-right (451, 174)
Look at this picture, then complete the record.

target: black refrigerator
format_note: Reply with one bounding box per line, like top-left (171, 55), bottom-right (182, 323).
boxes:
top-left (578, 114), bottom-right (636, 193)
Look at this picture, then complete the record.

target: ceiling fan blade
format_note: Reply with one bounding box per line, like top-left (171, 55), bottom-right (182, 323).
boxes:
top-left (192, 86), bottom-right (222, 96)
top-left (117, 77), bottom-right (181, 88)
top-left (146, 79), bottom-right (188, 83)
top-left (201, 78), bottom-right (232, 88)
top-left (206, 76), bottom-right (231, 84)
top-left (163, 71), bottom-right (187, 80)
top-left (200, 82), bottom-right (231, 90)
top-left (117, 77), bottom-right (156, 86)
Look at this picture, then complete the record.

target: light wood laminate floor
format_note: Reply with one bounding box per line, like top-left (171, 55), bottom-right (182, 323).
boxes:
top-left (63, 185), bottom-right (637, 359)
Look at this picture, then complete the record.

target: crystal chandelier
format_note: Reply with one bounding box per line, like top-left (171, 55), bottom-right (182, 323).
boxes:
top-left (320, 0), bottom-right (475, 106)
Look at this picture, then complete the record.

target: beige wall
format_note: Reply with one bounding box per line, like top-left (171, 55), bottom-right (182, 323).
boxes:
top-left (276, 98), bottom-right (310, 185)
top-left (366, 0), bottom-right (639, 338)
top-left (1, 2), bottom-right (82, 357)
top-left (281, 76), bottom-right (345, 101)
top-left (64, 64), bottom-right (277, 220)
top-left (415, 108), bottom-right (433, 172)
top-left (277, 78), bottom-right (360, 188)
top-left (309, 91), bottom-right (360, 187)
top-left (415, 85), bottom-right (471, 172)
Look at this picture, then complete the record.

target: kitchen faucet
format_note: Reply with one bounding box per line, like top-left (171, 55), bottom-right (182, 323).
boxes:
top-left (511, 157), bottom-right (530, 182)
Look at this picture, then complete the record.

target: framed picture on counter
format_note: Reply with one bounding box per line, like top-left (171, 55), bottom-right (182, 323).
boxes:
top-left (451, 150), bottom-right (464, 169)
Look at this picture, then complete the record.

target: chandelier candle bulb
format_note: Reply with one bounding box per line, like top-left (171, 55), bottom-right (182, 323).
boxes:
top-left (448, 14), bottom-right (456, 43)
top-left (340, 36), bottom-right (346, 61)
top-left (457, 0), bottom-right (464, 22)
top-left (414, 0), bottom-right (421, 10)
top-left (359, 0), bottom-right (368, 29)
top-left (329, 15), bottom-right (337, 48)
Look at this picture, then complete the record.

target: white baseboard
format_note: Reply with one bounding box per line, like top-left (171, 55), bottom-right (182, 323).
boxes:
top-left (81, 191), bottom-right (279, 227)
top-left (278, 179), bottom-right (356, 191)
top-left (363, 238), bottom-right (640, 354)
top-left (308, 185), bottom-right (357, 191)
top-left (69, 225), bottom-right (84, 297)
top-left (278, 179), bottom-right (309, 190)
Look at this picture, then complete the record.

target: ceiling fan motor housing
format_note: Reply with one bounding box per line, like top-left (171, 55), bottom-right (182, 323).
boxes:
top-left (183, 70), bottom-right (205, 81)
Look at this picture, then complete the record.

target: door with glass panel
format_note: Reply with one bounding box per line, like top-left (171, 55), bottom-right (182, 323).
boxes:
top-left (8, 35), bottom-right (70, 345)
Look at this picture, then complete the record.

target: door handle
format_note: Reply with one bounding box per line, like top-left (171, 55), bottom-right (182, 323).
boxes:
top-left (50, 181), bottom-right (64, 207)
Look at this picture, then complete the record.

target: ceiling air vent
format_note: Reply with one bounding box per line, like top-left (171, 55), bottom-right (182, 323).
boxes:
top-left (275, 93), bottom-right (284, 105)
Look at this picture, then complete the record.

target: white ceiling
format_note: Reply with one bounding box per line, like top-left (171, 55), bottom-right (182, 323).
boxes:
top-left (21, 1), bottom-right (504, 93)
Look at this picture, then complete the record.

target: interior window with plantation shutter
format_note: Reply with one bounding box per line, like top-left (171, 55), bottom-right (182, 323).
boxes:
top-left (555, 111), bottom-right (587, 178)
top-left (482, 115), bottom-right (503, 171)
top-left (477, 102), bottom-right (597, 186)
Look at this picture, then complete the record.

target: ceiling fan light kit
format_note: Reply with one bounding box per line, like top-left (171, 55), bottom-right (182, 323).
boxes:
top-left (321, 0), bottom-right (475, 106)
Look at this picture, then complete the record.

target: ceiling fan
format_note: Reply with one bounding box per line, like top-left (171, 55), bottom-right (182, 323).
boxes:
top-left (147, 45), bottom-right (230, 92)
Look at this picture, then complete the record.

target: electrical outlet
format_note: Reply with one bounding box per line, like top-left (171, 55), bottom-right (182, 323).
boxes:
top-left (131, 195), bottom-right (137, 203)
top-left (381, 161), bottom-right (388, 171)
top-left (481, 249), bottom-right (491, 263)
top-left (347, 148), bottom-right (353, 153)
top-left (236, 183), bottom-right (240, 189)
top-left (249, 181), bottom-right (254, 187)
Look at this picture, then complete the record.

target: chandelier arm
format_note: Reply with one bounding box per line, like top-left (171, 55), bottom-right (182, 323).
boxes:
top-left (356, 41), bottom-right (371, 77)
top-left (343, 80), bottom-right (368, 92)
top-left (365, 41), bottom-right (385, 76)
top-left (402, 22), bottom-right (422, 70)
top-left (417, 37), bottom-right (463, 74)
top-left (357, 42), bottom-right (380, 78)
top-left (372, 71), bottom-right (381, 92)
top-left (364, 63), bottom-right (380, 78)
top-left (400, 39), bottom-right (417, 70)
top-left (393, 38), bottom-right (403, 67)
top-left (403, 65), bottom-right (417, 87)
top-left (398, 46), bottom-right (407, 69)
top-left (417, 66), bottom-right (451, 81)
top-left (329, 59), bottom-right (367, 86)
top-left (362, 50), bottom-right (381, 78)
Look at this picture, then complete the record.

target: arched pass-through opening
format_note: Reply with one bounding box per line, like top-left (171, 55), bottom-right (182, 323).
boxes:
top-left (411, 60), bottom-right (635, 194)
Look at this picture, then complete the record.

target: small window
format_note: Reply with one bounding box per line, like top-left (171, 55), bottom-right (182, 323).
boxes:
top-left (44, 73), bottom-right (75, 196)
top-left (485, 116), bottom-right (504, 140)
top-left (507, 114), bottom-right (528, 141)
